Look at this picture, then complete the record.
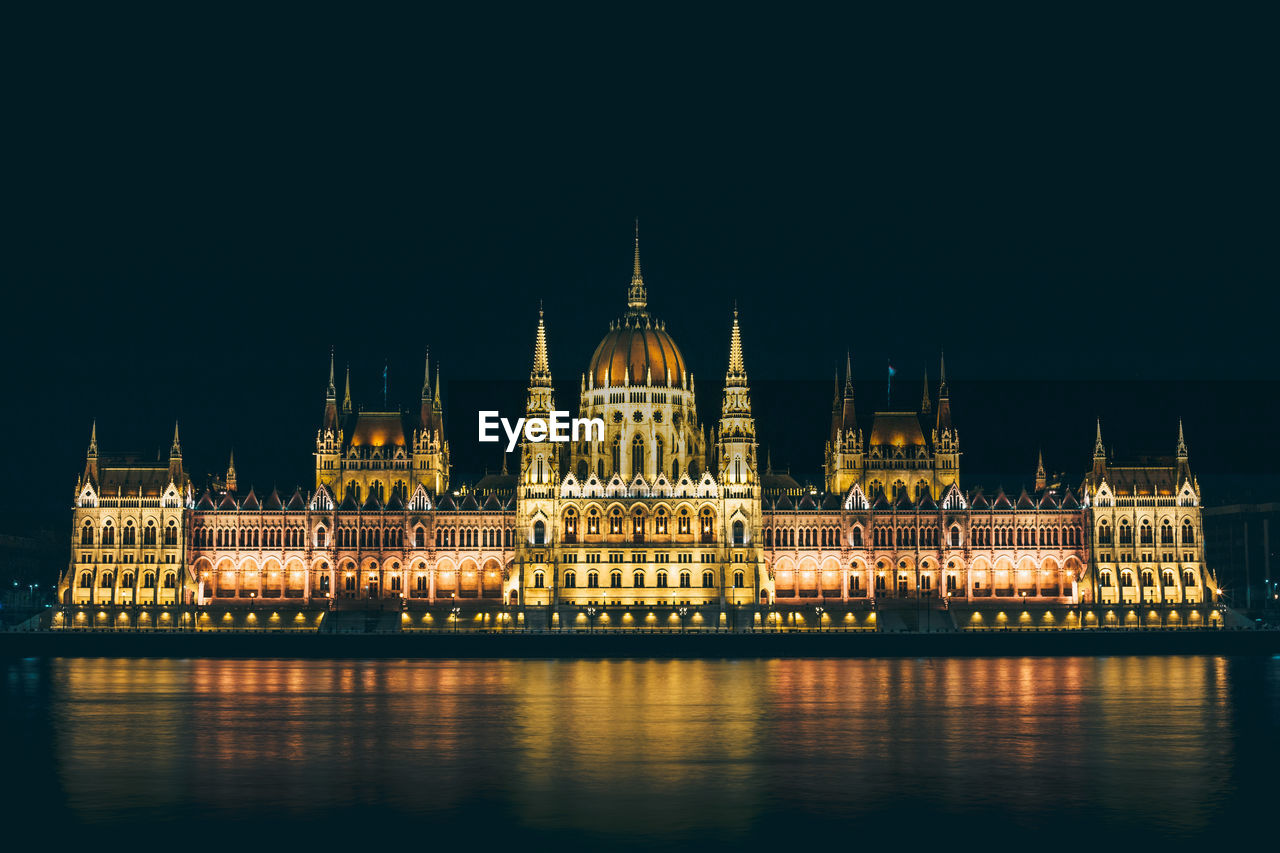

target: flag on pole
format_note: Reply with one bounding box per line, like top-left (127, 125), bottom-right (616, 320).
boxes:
top-left (887, 361), bottom-right (896, 406)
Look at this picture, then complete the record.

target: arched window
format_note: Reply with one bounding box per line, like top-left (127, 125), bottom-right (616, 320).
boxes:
top-left (610, 509), bottom-right (623, 535)
top-left (142, 571), bottom-right (155, 588)
top-left (851, 527), bottom-right (863, 547)
top-left (656, 570), bottom-right (668, 588)
top-left (81, 521), bottom-right (93, 545)
top-left (1182, 569), bottom-right (1196, 587)
top-left (120, 571), bottom-right (135, 588)
top-left (1140, 520), bottom-right (1153, 545)
top-left (587, 509), bottom-right (600, 536)
top-left (533, 571), bottom-right (545, 588)
top-left (78, 572), bottom-right (92, 588)
top-left (702, 570), bottom-right (714, 588)
top-left (732, 520), bottom-right (745, 545)
top-left (632, 434), bottom-right (645, 478)
top-left (610, 571), bottom-right (623, 588)
top-left (1160, 521), bottom-right (1173, 544)
top-left (1141, 570), bottom-right (1154, 587)
top-left (163, 573), bottom-right (176, 589)
top-left (655, 508), bottom-right (668, 536)
top-left (611, 437), bottom-right (621, 475)
top-left (123, 522), bottom-right (136, 547)
top-left (102, 521), bottom-right (114, 547)
top-left (1181, 521), bottom-right (1195, 544)
top-left (1120, 570), bottom-right (1134, 587)
top-left (656, 437), bottom-right (664, 473)
top-left (1119, 520), bottom-right (1132, 545)
top-left (633, 571), bottom-right (646, 588)
top-left (1100, 571), bottom-right (1114, 588)
top-left (587, 571), bottom-right (599, 588)
top-left (564, 570), bottom-right (577, 588)
top-left (564, 510), bottom-right (578, 542)
top-left (678, 509), bottom-right (691, 535)
top-left (679, 571), bottom-right (691, 588)
top-left (765, 527), bottom-right (773, 546)
top-left (1161, 569), bottom-right (1175, 586)
top-left (415, 527), bottom-right (425, 548)
top-left (532, 520), bottom-right (546, 545)
top-left (100, 572), bottom-right (114, 588)
top-left (1097, 520), bottom-right (1112, 545)
top-left (733, 570), bottom-right (745, 588)
top-left (164, 521), bottom-right (177, 546)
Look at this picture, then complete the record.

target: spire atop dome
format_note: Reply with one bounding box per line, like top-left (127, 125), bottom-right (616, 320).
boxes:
top-left (627, 219), bottom-right (647, 314)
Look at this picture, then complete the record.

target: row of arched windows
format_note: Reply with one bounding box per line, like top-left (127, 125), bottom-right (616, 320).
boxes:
top-left (1099, 568), bottom-right (1198, 588)
top-left (78, 570), bottom-right (177, 589)
top-left (532, 569), bottom-right (747, 589)
top-left (1098, 519), bottom-right (1195, 546)
top-left (81, 519), bottom-right (177, 547)
top-left (436, 527), bottom-right (514, 549)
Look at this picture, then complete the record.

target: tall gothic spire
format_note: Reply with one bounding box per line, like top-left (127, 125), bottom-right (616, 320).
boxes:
top-left (1035, 449), bottom-right (1046, 491)
top-left (938, 350), bottom-right (949, 399)
top-left (171, 420), bottom-right (181, 455)
top-left (921, 367), bottom-right (931, 414)
top-left (326, 347), bottom-right (336, 398)
top-left (725, 306), bottom-right (746, 383)
top-left (1176, 419), bottom-right (1188, 458)
top-left (1094, 419), bottom-right (1106, 458)
top-left (627, 219), bottom-right (647, 314)
top-left (531, 304), bottom-right (552, 385)
top-left (422, 347), bottom-right (431, 399)
top-left (226, 450), bottom-right (237, 493)
top-left (88, 420), bottom-right (98, 456)
top-left (840, 351), bottom-right (856, 431)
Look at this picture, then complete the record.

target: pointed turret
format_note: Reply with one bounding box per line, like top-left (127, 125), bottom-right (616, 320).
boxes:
top-left (342, 364), bottom-right (352, 416)
top-left (1035, 449), bottom-right (1046, 492)
top-left (718, 309), bottom-right (755, 486)
top-left (169, 420), bottom-right (184, 484)
top-left (725, 307), bottom-right (747, 384)
top-left (1092, 419), bottom-right (1107, 479)
top-left (84, 421), bottom-right (99, 482)
top-left (226, 450), bottom-right (238, 493)
top-left (1176, 419), bottom-right (1191, 484)
top-left (419, 348), bottom-right (435, 431)
top-left (323, 347), bottom-right (339, 431)
top-left (840, 352), bottom-right (857, 431)
top-left (921, 367), bottom-right (932, 414)
top-left (526, 306), bottom-right (554, 417)
top-left (627, 219), bottom-right (647, 314)
top-left (934, 351), bottom-right (952, 433)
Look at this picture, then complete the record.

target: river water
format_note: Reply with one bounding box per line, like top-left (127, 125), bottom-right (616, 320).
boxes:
top-left (4, 656), bottom-right (1278, 847)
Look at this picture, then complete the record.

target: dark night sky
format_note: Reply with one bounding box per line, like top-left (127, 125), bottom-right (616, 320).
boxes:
top-left (5, 9), bottom-right (1277, 531)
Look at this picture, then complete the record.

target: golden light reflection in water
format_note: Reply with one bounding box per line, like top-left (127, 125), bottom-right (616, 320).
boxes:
top-left (45, 656), bottom-right (1247, 838)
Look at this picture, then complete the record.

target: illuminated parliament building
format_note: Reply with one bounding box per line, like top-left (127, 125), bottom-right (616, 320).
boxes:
top-left (56, 235), bottom-right (1220, 631)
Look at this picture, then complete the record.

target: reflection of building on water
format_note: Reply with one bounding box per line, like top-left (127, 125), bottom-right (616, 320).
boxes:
top-left (46, 658), bottom-right (1230, 837)
top-left (54, 230), bottom-right (1221, 631)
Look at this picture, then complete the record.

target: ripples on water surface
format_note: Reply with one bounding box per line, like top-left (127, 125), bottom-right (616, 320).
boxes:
top-left (4, 656), bottom-right (1278, 847)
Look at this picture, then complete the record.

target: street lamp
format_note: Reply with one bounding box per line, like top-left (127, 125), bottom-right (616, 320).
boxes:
top-left (451, 605), bottom-right (461, 633)
top-left (678, 606), bottom-right (688, 633)
top-left (586, 606), bottom-right (597, 634)
top-left (814, 605), bottom-right (824, 632)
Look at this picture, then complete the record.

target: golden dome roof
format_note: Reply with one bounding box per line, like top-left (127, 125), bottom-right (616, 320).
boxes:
top-left (587, 223), bottom-right (687, 389)
top-left (588, 316), bottom-right (685, 388)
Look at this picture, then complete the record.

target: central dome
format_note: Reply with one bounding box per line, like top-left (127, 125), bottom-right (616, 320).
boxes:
top-left (588, 315), bottom-right (686, 388)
